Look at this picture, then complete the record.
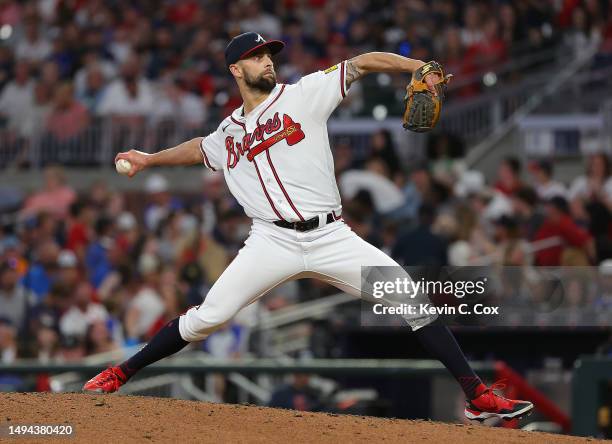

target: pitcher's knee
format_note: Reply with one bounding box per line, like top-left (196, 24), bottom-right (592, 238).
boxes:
top-left (178, 303), bottom-right (236, 342)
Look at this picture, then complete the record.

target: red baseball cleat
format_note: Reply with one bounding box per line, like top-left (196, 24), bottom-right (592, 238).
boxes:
top-left (465, 382), bottom-right (534, 421)
top-left (82, 366), bottom-right (127, 394)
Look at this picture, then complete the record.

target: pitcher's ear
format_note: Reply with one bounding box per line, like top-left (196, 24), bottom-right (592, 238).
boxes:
top-left (229, 63), bottom-right (241, 78)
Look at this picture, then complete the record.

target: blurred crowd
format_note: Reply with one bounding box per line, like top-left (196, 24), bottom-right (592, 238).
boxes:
top-left (2, 126), bottom-right (612, 371)
top-left (1, 0), bottom-right (612, 156)
top-left (1, 0), bottom-right (612, 391)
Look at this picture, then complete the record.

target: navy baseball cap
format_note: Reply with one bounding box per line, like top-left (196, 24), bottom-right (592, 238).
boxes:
top-left (225, 32), bottom-right (285, 67)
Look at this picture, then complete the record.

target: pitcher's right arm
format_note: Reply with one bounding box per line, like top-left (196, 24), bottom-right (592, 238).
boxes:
top-left (115, 137), bottom-right (204, 177)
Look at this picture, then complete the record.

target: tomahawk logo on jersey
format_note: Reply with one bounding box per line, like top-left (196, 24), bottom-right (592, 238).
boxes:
top-left (199, 61), bottom-right (350, 223)
top-left (223, 112), bottom-right (306, 169)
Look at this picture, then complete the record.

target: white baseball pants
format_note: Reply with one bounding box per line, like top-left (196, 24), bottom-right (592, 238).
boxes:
top-left (179, 217), bottom-right (435, 342)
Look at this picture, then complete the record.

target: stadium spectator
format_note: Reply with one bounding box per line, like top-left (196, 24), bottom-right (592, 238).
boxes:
top-left (494, 156), bottom-right (523, 196)
top-left (98, 53), bottom-right (154, 118)
top-left (146, 26), bottom-right (180, 80)
top-left (97, 52), bottom-right (153, 149)
top-left (534, 196), bottom-right (594, 266)
top-left (432, 211), bottom-right (471, 266)
top-left (564, 5), bottom-right (602, 57)
top-left (84, 320), bottom-right (120, 356)
top-left (342, 200), bottom-right (381, 248)
top-left (369, 129), bottom-right (401, 179)
top-left (87, 180), bottom-right (112, 212)
top-left (0, 259), bottom-right (35, 333)
top-left (146, 267), bottom-right (187, 338)
top-left (427, 132), bottom-right (466, 188)
top-left (27, 282), bottom-right (66, 335)
top-left (212, 208), bottom-right (251, 256)
top-left (124, 253), bottom-right (165, 344)
top-left (20, 165), bottom-right (77, 218)
top-left (569, 153), bottom-right (612, 211)
top-left (338, 158), bottom-right (405, 214)
top-left (157, 210), bottom-right (197, 264)
top-left (114, 211), bottom-right (140, 255)
top-left (393, 162), bottom-right (430, 221)
top-left (85, 217), bottom-right (115, 288)
top-left (66, 201), bottom-right (95, 260)
top-left (57, 335), bottom-right (86, 362)
top-left (268, 374), bottom-right (324, 411)
top-left (441, 26), bottom-right (479, 97)
top-left (34, 323), bottom-right (59, 363)
top-left (392, 204), bottom-right (448, 266)
top-left (528, 159), bottom-right (567, 200)
top-left (75, 64), bottom-right (108, 115)
top-left (492, 215), bottom-right (531, 266)
top-left (59, 281), bottom-right (108, 340)
top-left (21, 239), bottom-right (60, 302)
top-left (151, 80), bottom-right (207, 129)
top-left (38, 61), bottom-right (60, 91)
top-left (499, 3), bottom-right (524, 51)
top-left (15, 17), bottom-right (51, 64)
top-left (45, 82), bottom-right (90, 142)
top-left (21, 81), bottom-right (53, 142)
top-left (0, 60), bottom-right (33, 138)
top-left (465, 17), bottom-right (508, 72)
top-left (144, 174), bottom-right (183, 232)
top-left (56, 249), bottom-right (82, 295)
top-left (511, 186), bottom-right (545, 241)
top-left (461, 3), bottom-right (485, 47)
top-left (239, 1), bottom-right (282, 39)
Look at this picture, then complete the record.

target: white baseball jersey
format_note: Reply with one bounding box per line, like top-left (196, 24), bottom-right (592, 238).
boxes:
top-left (198, 61), bottom-right (349, 222)
top-left (178, 61), bottom-right (436, 343)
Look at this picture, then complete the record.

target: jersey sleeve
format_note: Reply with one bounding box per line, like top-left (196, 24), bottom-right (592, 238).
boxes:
top-left (199, 124), bottom-right (225, 171)
top-left (297, 60), bottom-right (350, 122)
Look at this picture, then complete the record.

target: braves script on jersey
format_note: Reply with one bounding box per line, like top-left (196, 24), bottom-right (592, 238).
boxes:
top-left (198, 62), bottom-right (348, 222)
top-left (178, 61), bottom-right (436, 343)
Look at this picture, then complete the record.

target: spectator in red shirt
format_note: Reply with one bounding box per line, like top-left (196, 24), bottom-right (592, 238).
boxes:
top-left (534, 196), bottom-right (594, 266)
top-left (66, 200), bottom-right (96, 261)
top-left (467, 18), bottom-right (508, 71)
top-left (494, 156), bottom-right (523, 196)
top-left (441, 27), bottom-right (479, 98)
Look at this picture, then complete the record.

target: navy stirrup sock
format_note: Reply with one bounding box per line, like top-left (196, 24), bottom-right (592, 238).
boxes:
top-left (119, 317), bottom-right (189, 379)
top-left (415, 324), bottom-right (483, 399)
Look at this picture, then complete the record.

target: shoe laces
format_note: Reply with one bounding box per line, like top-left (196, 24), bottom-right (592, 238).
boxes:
top-left (475, 379), bottom-right (511, 409)
top-left (487, 380), bottom-right (507, 393)
top-left (96, 369), bottom-right (117, 385)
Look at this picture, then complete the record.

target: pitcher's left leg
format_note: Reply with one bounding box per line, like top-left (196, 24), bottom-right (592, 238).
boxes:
top-left (308, 222), bottom-right (533, 420)
top-left (306, 222), bottom-right (434, 330)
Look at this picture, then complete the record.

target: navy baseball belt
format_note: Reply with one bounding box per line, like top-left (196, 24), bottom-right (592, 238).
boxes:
top-left (273, 212), bottom-right (338, 232)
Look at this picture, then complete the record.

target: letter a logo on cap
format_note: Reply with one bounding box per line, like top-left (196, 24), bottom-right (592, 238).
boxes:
top-left (255, 34), bottom-right (265, 43)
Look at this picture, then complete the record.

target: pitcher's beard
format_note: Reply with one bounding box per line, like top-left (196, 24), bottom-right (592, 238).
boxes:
top-left (244, 71), bottom-right (276, 93)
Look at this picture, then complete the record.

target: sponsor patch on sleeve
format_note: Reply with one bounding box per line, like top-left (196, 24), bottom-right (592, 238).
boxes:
top-left (324, 64), bottom-right (339, 74)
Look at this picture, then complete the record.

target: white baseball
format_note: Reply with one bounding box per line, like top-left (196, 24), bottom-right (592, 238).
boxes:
top-left (115, 159), bottom-right (132, 175)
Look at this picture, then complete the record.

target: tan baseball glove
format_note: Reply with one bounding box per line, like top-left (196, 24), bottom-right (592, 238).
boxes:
top-left (403, 61), bottom-right (452, 133)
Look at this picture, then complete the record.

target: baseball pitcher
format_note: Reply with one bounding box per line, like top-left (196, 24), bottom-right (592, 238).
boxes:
top-left (84, 32), bottom-right (532, 422)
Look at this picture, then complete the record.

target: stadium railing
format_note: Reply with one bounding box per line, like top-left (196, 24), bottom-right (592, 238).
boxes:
top-left (465, 41), bottom-right (600, 169)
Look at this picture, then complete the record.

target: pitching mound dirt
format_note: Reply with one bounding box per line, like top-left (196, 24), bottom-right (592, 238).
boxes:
top-left (0, 393), bottom-right (604, 443)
